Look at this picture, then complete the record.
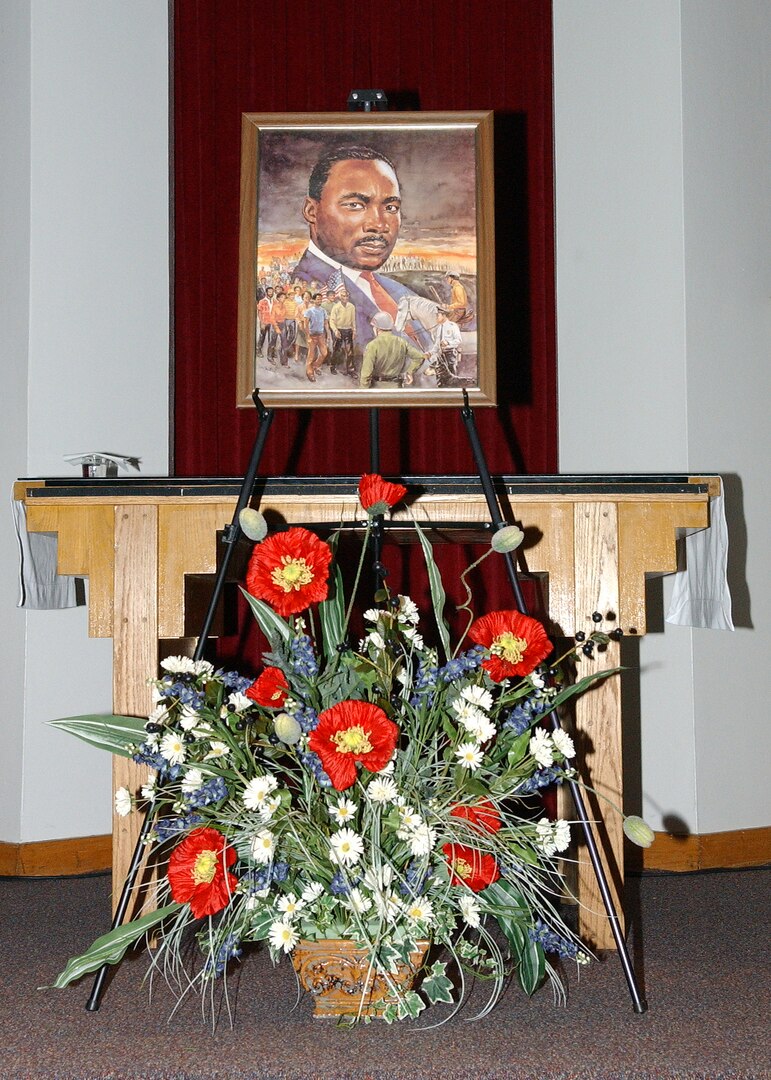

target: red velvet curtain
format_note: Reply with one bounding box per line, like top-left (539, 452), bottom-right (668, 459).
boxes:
top-left (172, 0), bottom-right (556, 479)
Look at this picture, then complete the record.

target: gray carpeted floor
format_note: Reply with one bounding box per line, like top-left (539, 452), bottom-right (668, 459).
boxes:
top-left (0, 867), bottom-right (768, 1080)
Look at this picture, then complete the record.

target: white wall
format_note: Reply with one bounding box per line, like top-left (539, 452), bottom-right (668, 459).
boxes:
top-left (1, 0), bottom-right (169, 844)
top-left (0, 2), bottom-right (32, 844)
top-left (554, 1), bottom-right (771, 833)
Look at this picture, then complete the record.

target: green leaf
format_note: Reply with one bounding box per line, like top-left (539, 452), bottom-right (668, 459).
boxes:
top-left (516, 937), bottom-right (546, 996)
top-left (551, 666), bottom-right (620, 708)
top-left (243, 907), bottom-right (274, 943)
top-left (318, 563), bottom-right (346, 661)
top-left (239, 587), bottom-right (291, 643)
top-left (48, 714), bottom-right (147, 757)
top-left (413, 519), bottom-right (451, 661)
top-left (51, 902), bottom-right (181, 988)
top-left (421, 961), bottom-right (454, 1005)
top-left (396, 990), bottom-right (426, 1020)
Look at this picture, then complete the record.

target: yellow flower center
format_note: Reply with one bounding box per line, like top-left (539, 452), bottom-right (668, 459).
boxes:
top-left (332, 725), bottom-right (373, 755)
top-left (454, 858), bottom-right (473, 880)
top-left (491, 631), bottom-right (528, 664)
top-left (270, 556), bottom-right (314, 593)
top-left (192, 848), bottom-right (218, 885)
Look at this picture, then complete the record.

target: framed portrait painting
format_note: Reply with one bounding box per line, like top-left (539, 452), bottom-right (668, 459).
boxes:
top-left (236, 111), bottom-right (496, 409)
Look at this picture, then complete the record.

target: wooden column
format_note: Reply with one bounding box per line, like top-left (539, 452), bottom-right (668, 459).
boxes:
top-left (112, 505), bottom-right (158, 914)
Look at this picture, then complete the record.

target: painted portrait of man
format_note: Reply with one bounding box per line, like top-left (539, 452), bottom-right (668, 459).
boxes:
top-left (237, 113), bottom-right (495, 406)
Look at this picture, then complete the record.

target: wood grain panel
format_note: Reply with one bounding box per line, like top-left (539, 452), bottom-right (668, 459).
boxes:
top-left (572, 503), bottom-right (624, 949)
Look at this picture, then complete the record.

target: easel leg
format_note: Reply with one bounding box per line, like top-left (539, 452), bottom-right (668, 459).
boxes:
top-left (86, 391), bottom-right (275, 1011)
top-left (459, 392), bottom-right (647, 1013)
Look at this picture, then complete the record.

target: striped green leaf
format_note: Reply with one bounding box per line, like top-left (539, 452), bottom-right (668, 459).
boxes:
top-left (49, 714), bottom-right (147, 757)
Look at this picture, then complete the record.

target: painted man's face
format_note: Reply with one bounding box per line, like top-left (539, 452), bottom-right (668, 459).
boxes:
top-left (303, 158), bottom-right (401, 271)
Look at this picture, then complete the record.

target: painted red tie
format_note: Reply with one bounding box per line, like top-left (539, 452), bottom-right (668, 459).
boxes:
top-left (361, 271), bottom-right (398, 319)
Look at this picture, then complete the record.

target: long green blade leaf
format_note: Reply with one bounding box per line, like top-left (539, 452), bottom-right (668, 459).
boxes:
top-left (318, 563), bottom-right (346, 660)
top-left (48, 714), bottom-right (147, 757)
top-left (51, 902), bottom-right (181, 988)
top-left (413, 519), bottom-right (451, 661)
top-left (240, 587), bottom-right (291, 644)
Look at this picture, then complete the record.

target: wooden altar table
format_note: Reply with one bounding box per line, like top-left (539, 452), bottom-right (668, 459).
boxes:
top-left (14, 474), bottom-right (717, 949)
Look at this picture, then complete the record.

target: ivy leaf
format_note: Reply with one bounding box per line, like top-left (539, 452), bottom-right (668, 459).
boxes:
top-left (421, 961), bottom-right (454, 1005)
top-left (396, 990), bottom-right (426, 1020)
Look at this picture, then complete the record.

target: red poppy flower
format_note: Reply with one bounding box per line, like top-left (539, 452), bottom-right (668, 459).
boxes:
top-left (246, 666), bottom-right (289, 708)
top-left (308, 700), bottom-right (399, 791)
top-left (450, 798), bottom-right (502, 834)
top-left (246, 527), bottom-right (332, 617)
top-left (358, 473), bottom-right (408, 516)
top-left (442, 842), bottom-right (500, 892)
top-left (167, 827), bottom-right (238, 919)
top-left (468, 610), bottom-right (552, 682)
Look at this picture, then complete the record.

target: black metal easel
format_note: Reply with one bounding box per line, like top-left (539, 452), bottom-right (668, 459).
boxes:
top-left (459, 391), bottom-right (647, 1013)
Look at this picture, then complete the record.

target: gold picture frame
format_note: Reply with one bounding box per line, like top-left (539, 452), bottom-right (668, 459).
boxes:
top-left (236, 111), bottom-right (496, 408)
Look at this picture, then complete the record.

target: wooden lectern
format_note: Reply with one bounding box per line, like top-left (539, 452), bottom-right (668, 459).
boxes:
top-left (15, 474), bottom-right (716, 950)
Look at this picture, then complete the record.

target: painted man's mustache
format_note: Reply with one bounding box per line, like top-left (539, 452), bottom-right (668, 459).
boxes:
top-left (355, 236), bottom-right (389, 248)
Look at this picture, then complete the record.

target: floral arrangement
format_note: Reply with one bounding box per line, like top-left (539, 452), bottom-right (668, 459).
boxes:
top-left (52, 475), bottom-right (641, 1024)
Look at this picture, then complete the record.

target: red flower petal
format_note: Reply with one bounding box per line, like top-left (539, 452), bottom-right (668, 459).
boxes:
top-left (246, 527), bottom-right (332, 618)
top-left (442, 842), bottom-right (500, 892)
top-left (468, 610), bottom-right (552, 682)
top-left (308, 700), bottom-right (400, 791)
top-left (167, 827), bottom-right (238, 918)
top-left (358, 473), bottom-right (407, 512)
top-left (246, 666), bottom-right (289, 707)
top-left (450, 799), bottom-right (502, 834)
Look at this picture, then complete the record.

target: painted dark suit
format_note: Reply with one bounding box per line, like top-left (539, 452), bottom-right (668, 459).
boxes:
top-left (291, 249), bottom-right (429, 349)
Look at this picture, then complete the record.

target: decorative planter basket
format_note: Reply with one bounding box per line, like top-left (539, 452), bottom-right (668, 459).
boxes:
top-left (291, 938), bottom-right (430, 1018)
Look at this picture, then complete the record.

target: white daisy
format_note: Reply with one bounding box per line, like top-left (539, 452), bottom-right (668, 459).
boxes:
top-left (300, 880), bottom-right (325, 904)
top-left (529, 671), bottom-right (546, 689)
top-left (405, 898), bottom-right (434, 925)
top-left (243, 774), bottom-right (279, 811)
top-left (552, 728), bottom-right (576, 759)
top-left (159, 732), bottom-right (186, 766)
top-left (460, 685), bottom-right (494, 712)
top-left (250, 828), bottom-right (275, 864)
top-left (362, 607), bottom-right (383, 623)
top-left (226, 691), bottom-right (252, 714)
top-left (276, 893), bottom-right (305, 920)
top-left (160, 655), bottom-right (214, 677)
top-left (259, 794), bottom-right (281, 821)
top-left (328, 797), bottom-right (358, 826)
top-left (205, 740), bottom-right (230, 760)
top-left (365, 630), bottom-right (386, 651)
top-left (396, 804), bottom-right (421, 830)
top-left (396, 595), bottom-right (420, 625)
top-left (373, 889), bottom-right (403, 923)
top-left (329, 827), bottom-right (364, 867)
top-left (268, 920), bottom-right (298, 954)
top-left (140, 774), bottom-right (156, 802)
top-left (147, 704), bottom-right (169, 726)
top-left (553, 819), bottom-right (571, 852)
top-left (463, 713), bottom-right (497, 744)
top-left (536, 817), bottom-right (557, 856)
top-left (114, 786), bottom-right (132, 817)
top-left (529, 729), bottom-right (555, 768)
top-left (452, 699), bottom-right (486, 725)
top-left (178, 705), bottom-right (201, 731)
top-left (455, 742), bottom-right (484, 771)
top-left (344, 887), bottom-right (373, 916)
top-left (180, 767), bottom-right (204, 793)
top-left (459, 894), bottom-right (481, 928)
top-left (408, 822), bottom-right (437, 857)
top-left (402, 627), bottom-right (424, 650)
